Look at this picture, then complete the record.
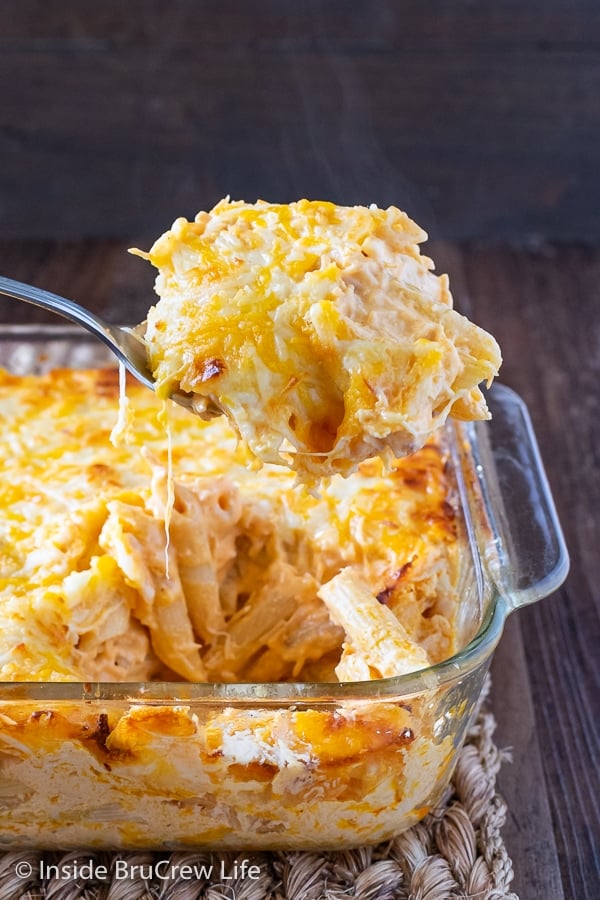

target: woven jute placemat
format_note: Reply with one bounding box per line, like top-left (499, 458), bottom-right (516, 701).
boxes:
top-left (0, 677), bottom-right (517, 900)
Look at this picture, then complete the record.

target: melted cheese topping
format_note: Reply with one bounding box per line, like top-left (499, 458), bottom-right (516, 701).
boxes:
top-left (0, 366), bottom-right (459, 684)
top-left (134, 198), bottom-right (501, 482)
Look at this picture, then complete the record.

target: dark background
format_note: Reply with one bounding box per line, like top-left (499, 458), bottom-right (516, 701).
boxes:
top-left (1, 0), bottom-right (599, 244)
top-left (0, 3), bottom-right (599, 898)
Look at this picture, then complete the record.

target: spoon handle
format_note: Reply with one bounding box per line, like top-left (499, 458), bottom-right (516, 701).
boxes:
top-left (0, 274), bottom-right (124, 358)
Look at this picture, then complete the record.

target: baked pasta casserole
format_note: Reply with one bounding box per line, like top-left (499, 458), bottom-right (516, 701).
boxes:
top-left (0, 200), bottom-right (501, 848)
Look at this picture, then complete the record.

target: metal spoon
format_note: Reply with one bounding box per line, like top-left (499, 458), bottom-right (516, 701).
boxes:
top-left (0, 275), bottom-right (193, 408)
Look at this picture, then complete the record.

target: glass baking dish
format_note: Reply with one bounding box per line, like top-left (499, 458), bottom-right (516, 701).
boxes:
top-left (0, 325), bottom-right (568, 851)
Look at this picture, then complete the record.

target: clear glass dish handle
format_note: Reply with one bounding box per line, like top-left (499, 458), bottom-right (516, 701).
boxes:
top-left (466, 383), bottom-right (569, 610)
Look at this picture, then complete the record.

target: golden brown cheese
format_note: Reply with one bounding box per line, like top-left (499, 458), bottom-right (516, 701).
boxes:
top-left (0, 366), bottom-right (460, 684)
top-left (134, 198), bottom-right (501, 481)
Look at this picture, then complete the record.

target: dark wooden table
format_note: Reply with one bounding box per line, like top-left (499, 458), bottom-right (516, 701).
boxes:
top-left (0, 238), bottom-right (598, 899)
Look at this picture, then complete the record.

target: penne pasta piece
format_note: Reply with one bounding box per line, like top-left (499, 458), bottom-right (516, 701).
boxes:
top-left (318, 568), bottom-right (430, 680)
top-left (203, 564), bottom-right (318, 680)
top-left (147, 463), bottom-right (240, 644)
top-left (99, 500), bottom-right (207, 682)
